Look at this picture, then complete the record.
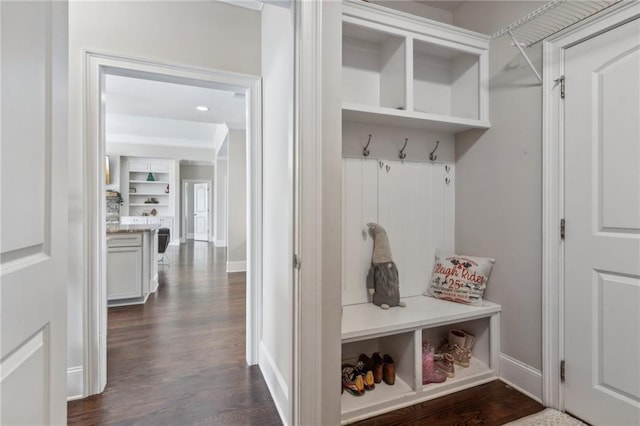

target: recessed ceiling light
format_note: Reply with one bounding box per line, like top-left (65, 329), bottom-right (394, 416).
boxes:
top-left (196, 106), bottom-right (209, 111)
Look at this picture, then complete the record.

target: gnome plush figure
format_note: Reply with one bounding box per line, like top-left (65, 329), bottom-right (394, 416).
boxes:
top-left (366, 223), bottom-right (406, 309)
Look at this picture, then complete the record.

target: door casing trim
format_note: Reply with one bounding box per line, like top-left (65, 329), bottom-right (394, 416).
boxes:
top-left (83, 50), bottom-right (262, 395)
top-left (541, 1), bottom-right (640, 409)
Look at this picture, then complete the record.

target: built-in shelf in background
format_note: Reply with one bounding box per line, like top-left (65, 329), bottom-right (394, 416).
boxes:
top-left (129, 180), bottom-right (170, 184)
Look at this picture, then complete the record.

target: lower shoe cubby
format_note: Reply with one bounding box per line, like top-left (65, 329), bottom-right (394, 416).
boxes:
top-left (419, 318), bottom-right (496, 395)
top-left (341, 331), bottom-right (417, 422)
top-left (340, 296), bottom-right (501, 424)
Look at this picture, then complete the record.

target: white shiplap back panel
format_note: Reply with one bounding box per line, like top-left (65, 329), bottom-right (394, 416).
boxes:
top-left (342, 159), bottom-right (455, 304)
top-left (428, 163), bottom-right (455, 255)
top-left (399, 161), bottom-right (431, 297)
top-left (427, 163), bottom-right (456, 268)
top-left (378, 161), bottom-right (432, 298)
top-left (342, 158), bottom-right (379, 305)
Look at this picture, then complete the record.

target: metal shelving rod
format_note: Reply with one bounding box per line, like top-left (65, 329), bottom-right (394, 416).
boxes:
top-left (492, 0), bottom-right (622, 82)
top-left (507, 31), bottom-right (543, 83)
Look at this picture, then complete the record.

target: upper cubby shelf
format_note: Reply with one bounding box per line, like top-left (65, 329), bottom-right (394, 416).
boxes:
top-left (342, 103), bottom-right (490, 133)
top-left (342, 0), bottom-right (491, 133)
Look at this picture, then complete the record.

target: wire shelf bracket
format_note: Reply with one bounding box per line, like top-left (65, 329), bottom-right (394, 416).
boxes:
top-left (492, 0), bottom-right (623, 83)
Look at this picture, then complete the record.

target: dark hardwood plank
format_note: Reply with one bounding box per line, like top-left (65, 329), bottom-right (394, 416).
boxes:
top-left (353, 380), bottom-right (545, 426)
top-left (68, 242), bottom-right (282, 426)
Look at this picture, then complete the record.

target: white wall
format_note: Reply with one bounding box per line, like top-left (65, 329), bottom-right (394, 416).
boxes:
top-left (227, 130), bottom-right (247, 268)
top-left (453, 0), bottom-right (546, 399)
top-left (214, 157), bottom-right (228, 247)
top-left (107, 142), bottom-right (216, 164)
top-left (68, 0), bottom-right (260, 398)
top-left (260, 4), bottom-right (294, 423)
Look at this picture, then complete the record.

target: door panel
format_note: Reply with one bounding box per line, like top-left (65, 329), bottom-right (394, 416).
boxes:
top-left (1, 330), bottom-right (48, 426)
top-left (0, 1), bottom-right (68, 423)
top-left (564, 17), bottom-right (640, 425)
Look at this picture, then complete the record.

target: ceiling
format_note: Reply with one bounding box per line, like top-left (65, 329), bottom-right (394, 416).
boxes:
top-left (416, 1), bottom-right (465, 12)
top-left (105, 74), bottom-right (245, 149)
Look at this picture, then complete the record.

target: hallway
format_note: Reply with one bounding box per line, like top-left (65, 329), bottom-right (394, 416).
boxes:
top-left (68, 241), bottom-right (281, 425)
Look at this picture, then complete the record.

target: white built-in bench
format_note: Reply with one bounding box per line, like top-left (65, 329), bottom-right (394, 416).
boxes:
top-left (341, 295), bottom-right (501, 424)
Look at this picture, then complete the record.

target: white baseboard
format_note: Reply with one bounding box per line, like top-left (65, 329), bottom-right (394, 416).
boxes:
top-left (214, 239), bottom-right (226, 247)
top-left (259, 342), bottom-right (289, 426)
top-left (67, 366), bottom-right (84, 401)
top-left (150, 274), bottom-right (159, 293)
top-left (499, 353), bottom-right (543, 403)
top-left (226, 260), bottom-right (247, 273)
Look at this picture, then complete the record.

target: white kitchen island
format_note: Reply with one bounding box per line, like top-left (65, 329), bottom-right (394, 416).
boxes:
top-left (106, 225), bottom-right (159, 306)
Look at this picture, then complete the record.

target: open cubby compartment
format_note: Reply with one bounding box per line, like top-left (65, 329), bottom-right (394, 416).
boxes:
top-left (342, 19), bottom-right (406, 110)
top-left (341, 331), bottom-right (417, 423)
top-left (420, 317), bottom-right (497, 395)
top-left (412, 37), bottom-right (481, 121)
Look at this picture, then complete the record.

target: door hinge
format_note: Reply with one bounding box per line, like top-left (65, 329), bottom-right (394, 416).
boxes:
top-left (560, 218), bottom-right (566, 240)
top-left (293, 254), bottom-right (302, 270)
top-left (560, 360), bottom-right (566, 382)
top-left (555, 75), bottom-right (565, 99)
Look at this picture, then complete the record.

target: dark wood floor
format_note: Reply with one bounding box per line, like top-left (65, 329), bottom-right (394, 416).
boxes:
top-left (354, 380), bottom-right (545, 426)
top-left (68, 241), bottom-right (544, 425)
top-left (67, 241), bottom-right (282, 425)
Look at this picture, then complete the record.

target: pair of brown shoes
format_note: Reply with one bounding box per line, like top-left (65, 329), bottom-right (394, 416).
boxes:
top-left (360, 352), bottom-right (395, 386)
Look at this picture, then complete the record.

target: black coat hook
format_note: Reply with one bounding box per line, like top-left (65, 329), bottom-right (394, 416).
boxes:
top-left (399, 138), bottom-right (408, 160)
top-left (429, 140), bottom-right (440, 161)
top-left (363, 134), bottom-right (372, 157)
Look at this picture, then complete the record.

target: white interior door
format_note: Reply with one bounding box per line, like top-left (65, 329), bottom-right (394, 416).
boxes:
top-left (193, 183), bottom-right (209, 241)
top-left (564, 17), bottom-right (640, 425)
top-left (0, 1), bottom-right (68, 424)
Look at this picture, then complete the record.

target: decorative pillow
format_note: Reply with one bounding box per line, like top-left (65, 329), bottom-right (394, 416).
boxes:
top-left (426, 251), bottom-right (495, 305)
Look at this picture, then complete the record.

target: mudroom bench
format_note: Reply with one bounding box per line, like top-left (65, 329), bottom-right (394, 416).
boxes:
top-left (341, 295), bottom-right (501, 424)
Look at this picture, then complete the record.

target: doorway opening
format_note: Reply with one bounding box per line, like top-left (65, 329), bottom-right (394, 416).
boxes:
top-left (84, 52), bottom-right (262, 395)
top-left (182, 178), bottom-right (213, 243)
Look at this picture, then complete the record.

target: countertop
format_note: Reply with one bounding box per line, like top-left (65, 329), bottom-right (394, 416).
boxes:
top-left (107, 224), bottom-right (160, 234)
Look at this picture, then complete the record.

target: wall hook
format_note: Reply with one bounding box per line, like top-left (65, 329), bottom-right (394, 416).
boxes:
top-left (429, 140), bottom-right (440, 161)
top-left (363, 134), bottom-right (372, 157)
top-left (399, 138), bottom-right (408, 160)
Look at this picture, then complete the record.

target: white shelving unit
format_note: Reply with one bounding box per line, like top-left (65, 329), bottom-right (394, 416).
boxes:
top-left (340, 2), bottom-right (499, 423)
top-left (342, 0), bottom-right (491, 134)
top-left (341, 296), bottom-right (500, 424)
top-left (127, 171), bottom-right (171, 217)
top-left (120, 157), bottom-right (177, 244)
